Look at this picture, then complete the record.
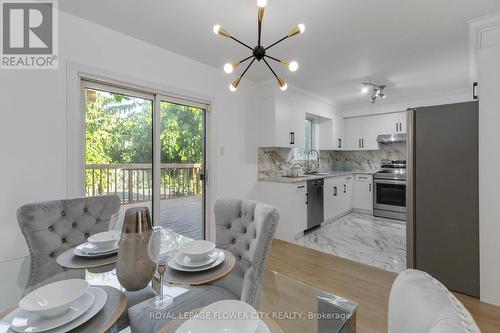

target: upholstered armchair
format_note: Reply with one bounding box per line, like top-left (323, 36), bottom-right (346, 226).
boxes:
top-left (17, 195), bottom-right (121, 289)
top-left (128, 197), bottom-right (280, 333)
top-left (388, 269), bottom-right (480, 333)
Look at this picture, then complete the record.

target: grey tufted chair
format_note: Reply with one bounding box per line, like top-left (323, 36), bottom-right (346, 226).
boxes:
top-left (17, 195), bottom-right (121, 288)
top-left (128, 197), bottom-right (279, 333)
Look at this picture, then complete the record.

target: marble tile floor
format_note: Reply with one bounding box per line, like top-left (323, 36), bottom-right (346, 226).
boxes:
top-left (293, 212), bottom-right (406, 273)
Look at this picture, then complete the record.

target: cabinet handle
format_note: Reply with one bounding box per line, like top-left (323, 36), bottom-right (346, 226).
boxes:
top-left (305, 193), bottom-right (308, 204)
top-left (396, 123), bottom-right (398, 132)
top-left (359, 176), bottom-right (367, 179)
top-left (358, 139), bottom-right (361, 148)
top-left (346, 176), bottom-right (352, 180)
top-left (289, 132), bottom-right (295, 145)
top-left (344, 184), bottom-right (347, 193)
top-left (334, 186), bottom-right (337, 196)
top-left (297, 185), bottom-right (305, 189)
top-left (362, 139), bottom-right (364, 148)
top-left (369, 183), bottom-right (372, 192)
top-left (338, 138), bottom-right (342, 149)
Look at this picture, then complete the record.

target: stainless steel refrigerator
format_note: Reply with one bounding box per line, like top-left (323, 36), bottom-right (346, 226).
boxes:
top-left (406, 101), bottom-right (479, 297)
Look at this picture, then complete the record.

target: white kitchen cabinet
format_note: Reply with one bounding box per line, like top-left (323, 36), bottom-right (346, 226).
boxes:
top-left (259, 181), bottom-right (307, 241)
top-left (317, 114), bottom-right (345, 150)
top-left (353, 174), bottom-right (373, 212)
top-left (377, 112), bottom-right (407, 134)
top-left (344, 117), bottom-right (380, 150)
top-left (324, 175), bottom-right (353, 222)
top-left (324, 177), bottom-right (343, 221)
top-left (257, 95), bottom-right (305, 148)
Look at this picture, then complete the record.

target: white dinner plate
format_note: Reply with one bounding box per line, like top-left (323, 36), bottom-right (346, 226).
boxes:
top-left (168, 249), bottom-right (225, 272)
top-left (9, 291), bottom-right (94, 333)
top-left (175, 317), bottom-right (270, 333)
top-left (174, 250), bottom-right (219, 268)
top-left (73, 242), bottom-right (118, 258)
top-left (0, 287), bottom-right (107, 333)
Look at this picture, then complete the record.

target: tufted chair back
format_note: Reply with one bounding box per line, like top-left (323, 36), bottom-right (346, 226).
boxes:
top-left (212, 197), bottom-right (279, 308)
top-left (389, 269), bottom-right (480, 333)
top-left (17, 195), bottom-right (121, 288)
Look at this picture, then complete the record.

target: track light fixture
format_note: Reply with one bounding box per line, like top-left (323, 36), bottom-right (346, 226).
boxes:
top-left (213, 0), bottom-right (305, 92)
top-left (362, 82), bottom-right (387, 103)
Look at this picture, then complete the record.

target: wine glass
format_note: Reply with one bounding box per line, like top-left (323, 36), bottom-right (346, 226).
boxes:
top-left (147, 226), bottom-right (179, 309)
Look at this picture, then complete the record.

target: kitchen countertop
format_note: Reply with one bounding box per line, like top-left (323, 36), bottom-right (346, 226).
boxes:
top-left (258, 171), bottom-right (375, 184)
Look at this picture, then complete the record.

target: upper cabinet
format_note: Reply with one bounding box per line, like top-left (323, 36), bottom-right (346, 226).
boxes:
top-left (257, 95), bottom-right (305, 148)
top-left (317, 115), bottom-right (344, 150)
top-left (343, 111), bottom-right (406, 150)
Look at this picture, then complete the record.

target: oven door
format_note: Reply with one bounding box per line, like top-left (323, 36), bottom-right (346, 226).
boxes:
top-left (373, 179), bottom-right (406, 213)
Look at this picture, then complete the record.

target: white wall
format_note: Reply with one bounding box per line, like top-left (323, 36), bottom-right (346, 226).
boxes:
top-left (477, 24), bottom-right (500, 306)
top-left (0, 12), bottom-right (259, 263)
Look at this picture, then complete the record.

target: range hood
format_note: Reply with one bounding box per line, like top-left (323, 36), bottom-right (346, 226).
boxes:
top-left (377, 133), bottom-right (406, 143)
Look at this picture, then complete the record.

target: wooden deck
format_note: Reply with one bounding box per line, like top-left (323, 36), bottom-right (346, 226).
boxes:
top-left (119, 195), bottom-right (203, 239)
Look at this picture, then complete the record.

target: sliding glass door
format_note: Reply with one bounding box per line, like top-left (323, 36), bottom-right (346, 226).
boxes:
top-left (158, 100), bottom-right (206, 239)
top-left (83, 81), bottom-right (206, 239)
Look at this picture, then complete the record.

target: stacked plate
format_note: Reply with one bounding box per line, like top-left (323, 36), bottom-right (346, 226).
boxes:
top-left (73, 230), bottom-right (120, 258)
top-left (175, 300), bottom-right (270, 333)
top-left (168, 240), bottom-right (225, 272)
top-left (1, 280), bottom-right (107, 333)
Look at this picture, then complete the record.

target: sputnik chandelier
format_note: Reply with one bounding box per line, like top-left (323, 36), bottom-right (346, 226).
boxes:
top-left (213, 0), bottom-right (305, 92)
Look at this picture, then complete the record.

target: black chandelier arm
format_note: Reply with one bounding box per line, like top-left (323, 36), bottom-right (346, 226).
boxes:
top-left (258, 19), bottom-right (262, 46)
top-left (229, 36), bottom-right (253, 51)
top-left (264, 55), bottom-right (282, 63)
top-left (265, 35), bottom-right (289, 50)
top-left (240, 57), bottom-right (256, 80)
top-left (263, 58), bottom-right (278, 78)
top-left (239, 54), bottom-right (254, 64)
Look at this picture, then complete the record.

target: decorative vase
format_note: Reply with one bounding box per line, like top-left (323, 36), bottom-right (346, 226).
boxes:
top-left (116, 207), bottom-right (156, 291)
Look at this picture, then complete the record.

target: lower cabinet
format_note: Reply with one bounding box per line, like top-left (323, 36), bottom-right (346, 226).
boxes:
top-left (353, 174), bottom-right (373, 212)
top-left (259, 181), bottom-right (307, 241)
top-left (324, 175), bottom-right (353, 221)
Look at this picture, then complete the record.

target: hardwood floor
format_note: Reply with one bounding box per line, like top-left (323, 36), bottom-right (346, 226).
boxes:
top-left (266, 240), bottom-right (500, 333)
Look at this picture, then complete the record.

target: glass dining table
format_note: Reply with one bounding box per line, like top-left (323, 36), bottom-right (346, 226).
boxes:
top-left (0, 233), bottom-right (357, 333)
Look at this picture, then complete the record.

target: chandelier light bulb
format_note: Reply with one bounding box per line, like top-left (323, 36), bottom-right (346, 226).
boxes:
top-left (213, 25), bottom-right (221, 35)
top-left (257, 0), bottom-right (267, 8)
top-left (298, 24), bottom-right (306, 34)
top-left (280, 83), bottom-right (288, 91)
top-left (229, 77), bottom-right (241, 92)
top-left (288, 61), bottom-right (299, 72)
top-left (224, 63), bottom-right (234, 74)
top-left (361, 86), bottom-right (369, 94)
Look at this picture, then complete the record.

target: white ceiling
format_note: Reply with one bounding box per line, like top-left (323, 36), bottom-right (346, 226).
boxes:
top-left (60, 0), bottom-right (500, 108)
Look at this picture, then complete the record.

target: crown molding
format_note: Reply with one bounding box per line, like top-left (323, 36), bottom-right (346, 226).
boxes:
top-left (469, 12), bottom-right (500, 83)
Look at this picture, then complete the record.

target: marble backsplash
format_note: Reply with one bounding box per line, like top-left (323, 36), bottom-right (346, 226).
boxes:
top-left (258, 142), bottom-right (406, 178)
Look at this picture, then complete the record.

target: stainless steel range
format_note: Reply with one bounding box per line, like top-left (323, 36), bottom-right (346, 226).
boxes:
top-left (373, 160), bottom-right (406, 221)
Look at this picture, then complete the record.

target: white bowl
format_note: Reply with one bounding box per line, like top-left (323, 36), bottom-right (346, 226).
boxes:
top-left (193, 300), bottom-right (259, 333)
top-left (180, 240), bottom-right (216, 262)
top-left (19, 279), bottom-right (89, 318)
top-left (87, 230), bottom-right (120, 249)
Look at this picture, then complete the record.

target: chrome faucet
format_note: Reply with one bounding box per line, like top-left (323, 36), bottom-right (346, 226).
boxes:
top-left (306, 149), bottom-right (320, 173)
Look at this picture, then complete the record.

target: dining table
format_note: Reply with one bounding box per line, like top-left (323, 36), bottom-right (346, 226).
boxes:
top-left (0, 231), bottom-right (357, 333)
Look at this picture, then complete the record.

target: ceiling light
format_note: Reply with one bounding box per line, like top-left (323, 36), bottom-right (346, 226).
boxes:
top-left (288, 61), bottom-right (299, 72)
top-left (214, 1), bottom-right (304, 91)
top-left (229, 77), bottom-right (241, 92)
top-left (277, 77), bottom-right (288, 91)
top-left (362, 82), bottom-right (387, 103)
top-left (224, 61), bottom-right (240, 74)
top-left (213, 25), bottom-right (231, 37)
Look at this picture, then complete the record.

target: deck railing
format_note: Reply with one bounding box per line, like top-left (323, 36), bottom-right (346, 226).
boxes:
top-left (85, 163), bottom-right (202, 204)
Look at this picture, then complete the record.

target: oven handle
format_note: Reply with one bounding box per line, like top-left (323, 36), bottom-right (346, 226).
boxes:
top-left (374, 179), bottom-right (406, 185)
